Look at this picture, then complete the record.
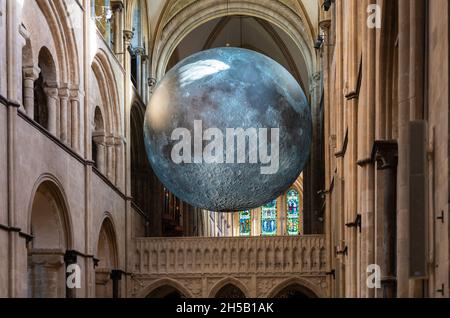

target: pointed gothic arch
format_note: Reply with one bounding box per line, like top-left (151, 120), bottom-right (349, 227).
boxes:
top-left (208, 277), bottom-right (249, 298)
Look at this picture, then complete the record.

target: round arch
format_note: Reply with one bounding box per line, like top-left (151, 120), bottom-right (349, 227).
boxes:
top-left (27, 173), bottom-right (73, 249)
top-left (136, 278), bottom-right (194, 298)
top-left (265, 277), bottom-right (324, 298)
top-left (151, 0), bottom-right (316, 81)
top-left (27, 173), bottom-right (73, 298)
top-left (91, 50), bottom-right (121, 136)
top-left (208, 277), bottom-right (250, 298)
top-left (95, 213), bottom-right (120, 268)
top-left (34, 0), bottom-right (80, 86)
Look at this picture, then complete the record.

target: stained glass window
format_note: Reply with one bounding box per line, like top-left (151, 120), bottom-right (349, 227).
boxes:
top-left (239, 211), bottom-right (251, 236)
top-left (261, 200), bottom-right (277, 236)
top-left (287, 189), bottom-right (300, 235)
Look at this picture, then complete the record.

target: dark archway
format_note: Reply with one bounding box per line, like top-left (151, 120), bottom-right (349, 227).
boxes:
top-left (146, 285), bottom-right (186, 298)
top-left (214, 284), bottom-right (246, 298)
top-left (95, 217), bottom-right (119, 298)
top-left (34, 47), bottom-right (57, 129)
top-left (272, 284), bottom-right (317, 298)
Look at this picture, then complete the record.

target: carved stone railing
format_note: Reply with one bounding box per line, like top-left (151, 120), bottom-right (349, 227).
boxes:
top-left (134, 235), bottom-right (327, 275)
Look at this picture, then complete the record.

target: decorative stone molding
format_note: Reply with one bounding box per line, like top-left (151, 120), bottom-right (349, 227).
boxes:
top-left (132, 235), bottom-right (329, 297)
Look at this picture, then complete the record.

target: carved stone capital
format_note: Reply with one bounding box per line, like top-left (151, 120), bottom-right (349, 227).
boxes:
top-left (59, 85), bottom-right (70, 99)
top-left (371, 140), bottom-right (398, 170)
top-left (44, 85), bottom-right (59, 99)
top-left (23, 65), bottom-right (40, 80)
top-left (111, 1), bottom-right (124, 12)
top-left (123, 29), bottom-right (134, 44)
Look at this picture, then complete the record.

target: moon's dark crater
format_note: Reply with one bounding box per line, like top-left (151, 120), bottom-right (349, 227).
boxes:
top-left (144, 47), bottom-right (312, 212)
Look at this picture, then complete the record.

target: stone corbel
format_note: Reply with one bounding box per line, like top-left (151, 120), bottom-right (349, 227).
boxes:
top-left (134, 46), bottom-right (145, 56)
top-left (123, 29), bottom-right (134, 46)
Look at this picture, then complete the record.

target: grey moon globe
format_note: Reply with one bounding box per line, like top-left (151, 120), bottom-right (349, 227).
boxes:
top-left (144, 47), bottom-right (312, 212)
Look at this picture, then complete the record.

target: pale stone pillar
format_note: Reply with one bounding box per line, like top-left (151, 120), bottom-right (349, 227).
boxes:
top-left (135, 47), bottom-right (144, 93)
top-left (22, 66), bottom-right (40, 117)
top-left (141, 54), bottom-right (148, 102)
top-left (373, 141), bottom-right (398, 298)
top-left (59, 86), bottom-right (69, 144)
top-left (93, 133), bottom-right (106, 174)
top-left (106, 136), bottom-right (115, 181)
top-left (70, 90), bottom-right (80, 152)
top-left (112, 1), bottom-right (124, 65)
top-left (114, 136), bottom-right (123, 188)
top-left (44, 85), bottom-right (59, 136)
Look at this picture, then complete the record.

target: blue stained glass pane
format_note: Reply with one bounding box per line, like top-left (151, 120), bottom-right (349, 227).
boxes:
top-left (261, 200), bottom-right (277, 236)
top-left (239, 211), bottom-right (251, 236)
top-left (287, 189), bottom-right (300, 235)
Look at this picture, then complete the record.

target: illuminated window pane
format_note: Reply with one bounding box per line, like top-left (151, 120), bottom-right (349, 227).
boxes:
top-left (239, 211), bottom-right (251, 236)
top-left (287, 189), bottom-right (299, 235)
top-left (261, 200), bottom-right (277, 236)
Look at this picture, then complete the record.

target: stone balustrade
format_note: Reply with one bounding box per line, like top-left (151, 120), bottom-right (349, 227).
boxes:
top-left (134, 235), bottom-right (327, 275)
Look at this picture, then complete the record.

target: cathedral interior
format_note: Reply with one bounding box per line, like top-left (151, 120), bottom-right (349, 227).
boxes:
top-left (0, 0), bottom-right (449, 299)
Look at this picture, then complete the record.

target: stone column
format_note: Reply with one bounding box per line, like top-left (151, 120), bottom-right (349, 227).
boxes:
top-left (135, 47), bottom-right (144, 94)
top-left (114, 136), bottom-right (123, 188)
top-left (397, 0), bottom-right (426, 298)
top-left (22, 65), bottom-right (40, 117)
top-left (372, 141), bottom-right (398, 298)
top-left (59, 86), bottom-right (69, 144)
top-left (111, 1), bottom-right (124, 65)
top-left (106, 136), bottom-right (115, 182)
top-left (141, 54), bottom-right (149, 102)
top-left (93, 133), bottom-right (106, 173)
top-left (44, 85), bottom-right (59, 136)
top-left (70, 89), bottom-right (80, 152)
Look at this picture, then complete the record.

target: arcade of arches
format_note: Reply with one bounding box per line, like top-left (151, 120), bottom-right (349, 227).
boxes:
top-left (0, 0), bottom-right (448, 299)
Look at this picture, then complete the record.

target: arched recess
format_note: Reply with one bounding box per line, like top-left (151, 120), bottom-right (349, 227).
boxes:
top-left (95, 216), bottom-right (119, 298)
top-left (91, 50), bottom-right (123, 186)
top-left (92, 106), bottom-right (106, 172)
top-left (208, 277), bottom-right (249, 298)
top-left (33, 47), bottom-right (58, 130)
top-left (27, 175), bottom-right (73, 298)
top-left (34, 0), bottom-right (80, 86)
top-left (265, 277), bottom-right (323, 298)
top-left (151, 0), bottom-right (316, 81)
top-left (21, 0), bottom-right (81, 140)
top-left (137, 278), bottom-right (194, 298)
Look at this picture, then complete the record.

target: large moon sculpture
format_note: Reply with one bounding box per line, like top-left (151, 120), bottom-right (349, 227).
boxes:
top-left (144, 47), bottom-right (312, 212)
